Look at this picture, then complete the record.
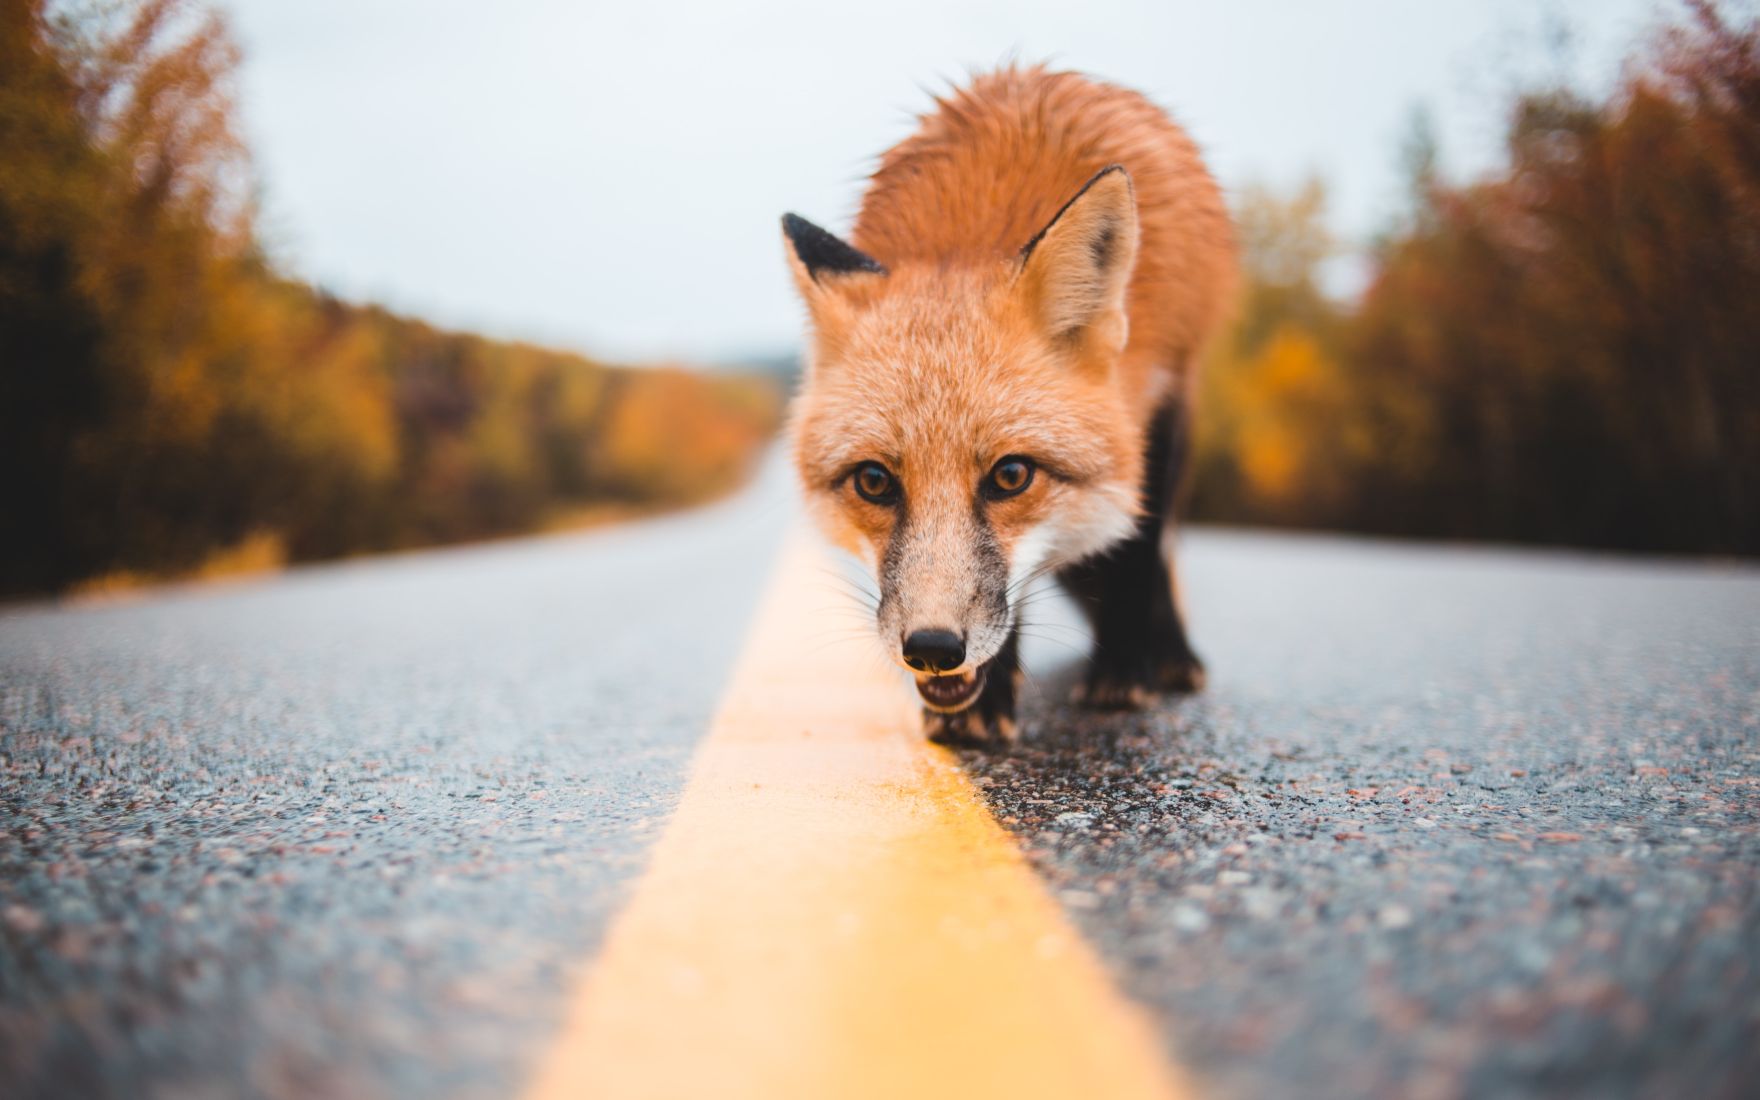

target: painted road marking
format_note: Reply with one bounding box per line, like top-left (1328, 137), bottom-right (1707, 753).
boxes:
top-left (523, 529), bottom-right (1189, 1100)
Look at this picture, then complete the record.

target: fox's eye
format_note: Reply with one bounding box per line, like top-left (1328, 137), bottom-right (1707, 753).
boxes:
top-left (986, 457), bottom-right (1035, 498)
top-left (853, 462), bottom-right (897, 504)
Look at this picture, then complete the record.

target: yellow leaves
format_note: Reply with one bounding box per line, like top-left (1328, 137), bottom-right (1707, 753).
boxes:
top-left (596, 368), bottom-right (780, 504)
top-left (7, 1), bottom-right (788, 595)
top-left (271, 320), bottom-right (400, 487)
top-left (143, 345), bottom-right (224, 444)
top-left (1188, 177), bottom-right (1379, 523)
top-left (191, 529), bottom-right (285, 581)
top-left (1258, 327), bottom-right (1326, 392)
top-left (1239, 432), bottom-right (1301, 507)
top-left (65, 528), bottom-right (285, 601)
top-left (1207, 326), bottom-right (1349, 510)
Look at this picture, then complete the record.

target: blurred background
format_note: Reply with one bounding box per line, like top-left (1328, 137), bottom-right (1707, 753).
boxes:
top-left (2, 0), bottom-right (1755, 599)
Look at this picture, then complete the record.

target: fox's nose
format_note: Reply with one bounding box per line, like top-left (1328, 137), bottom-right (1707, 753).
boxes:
top-left (902, 629), bottom-right (966, 674)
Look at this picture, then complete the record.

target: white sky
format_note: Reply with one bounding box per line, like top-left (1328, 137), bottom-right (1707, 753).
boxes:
top-left (220, 0), bottom-right (1666, 364)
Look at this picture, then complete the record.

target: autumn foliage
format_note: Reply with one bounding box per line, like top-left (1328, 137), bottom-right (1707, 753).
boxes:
top-left (7, 2), bottom-right (1755, 597)
top-left (0, 1), bottom-right (780, 596)
top-left (1193, 1), bottom-right (1759, 555)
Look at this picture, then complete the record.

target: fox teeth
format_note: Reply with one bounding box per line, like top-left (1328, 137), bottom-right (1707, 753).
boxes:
top-left (917, 667), bottom-right (987, 711)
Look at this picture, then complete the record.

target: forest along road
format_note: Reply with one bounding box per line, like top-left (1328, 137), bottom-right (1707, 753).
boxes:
top-left (3, 449), bottom-right (1759, 1100)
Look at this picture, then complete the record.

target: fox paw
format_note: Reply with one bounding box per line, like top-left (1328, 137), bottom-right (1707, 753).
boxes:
top-left (1156, 653), bottom-right (1207, 694)
top-left (1077, 649), bottom-right (1206, 709)
top-left (924, 705), bottom-right (1019, 748)
top-left (1072, 672), bottom-right (1156, 710)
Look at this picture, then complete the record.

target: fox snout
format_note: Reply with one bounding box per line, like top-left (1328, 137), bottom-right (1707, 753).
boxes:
top-left (901, 629), bottom-right (965, 674)
top-left (875, 511), bottom-right (1013, 682)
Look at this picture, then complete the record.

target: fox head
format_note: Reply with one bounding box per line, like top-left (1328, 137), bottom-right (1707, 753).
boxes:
top-left (784, 166), bottom-right (1145, 711)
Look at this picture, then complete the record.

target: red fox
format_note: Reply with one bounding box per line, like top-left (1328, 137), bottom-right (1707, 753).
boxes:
top-left (783, 65), bottom-right (1238, 745)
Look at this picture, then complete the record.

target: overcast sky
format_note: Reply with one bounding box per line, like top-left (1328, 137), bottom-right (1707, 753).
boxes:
top-left (220, 0), bottom-right (1666, 364)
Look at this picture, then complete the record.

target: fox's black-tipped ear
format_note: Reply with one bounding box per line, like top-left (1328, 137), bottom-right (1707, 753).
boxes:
top-left (782, 214), bottom-right (887, 293)
top-left (1016, 165), bottom-right (1139, 349)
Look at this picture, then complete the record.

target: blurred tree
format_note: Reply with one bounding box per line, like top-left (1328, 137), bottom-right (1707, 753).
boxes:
top-left (1195, 0), bottom-right (1758, 554)
top-left (0, 0), bottom-right (109, 591)
top-left (1191, 180), bottom-right (1369, 528)
top-left (595, 369), bottom-right (778, 505)
top-left (0, 0), bottom-right (781, 596)
top-left (1348, 0), bottom-right (1759, 551)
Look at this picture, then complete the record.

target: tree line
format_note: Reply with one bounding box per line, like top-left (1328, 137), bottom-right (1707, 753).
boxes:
top-left (6, 1), bottom-right (1754, 601)
top-left (1190, 0), bottom-right (1758, 556)
top-left (1, 1), bottom-right (780, 597)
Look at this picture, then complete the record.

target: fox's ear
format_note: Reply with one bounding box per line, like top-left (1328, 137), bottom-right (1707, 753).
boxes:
top-left (782, 214), bottom-right (887, 303)
top-left (1015, 165), bottom-right (1139, 349)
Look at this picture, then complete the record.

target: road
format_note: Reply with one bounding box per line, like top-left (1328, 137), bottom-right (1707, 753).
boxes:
top-left (3, 456), bottom-right (1758, 1099)
top-left (0, 472), bottom-right (787, 1098)
top-left (990, 529), bottom-right (1760, 1099)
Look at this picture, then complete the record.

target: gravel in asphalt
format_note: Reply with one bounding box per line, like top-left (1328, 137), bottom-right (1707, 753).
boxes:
top-left (0, 471), bottom-right (787, 1100)
top-left (971, 531), bottom-right (1760, 1100)
top-left (6, 462), bottom-right (1758, 1100)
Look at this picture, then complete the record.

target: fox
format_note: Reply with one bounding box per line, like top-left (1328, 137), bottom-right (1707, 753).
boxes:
top-left (782, 65), bottom-right (1238, 745)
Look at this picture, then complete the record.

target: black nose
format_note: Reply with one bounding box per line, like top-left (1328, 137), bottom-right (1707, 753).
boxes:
top-left (902, 629), bottom-right (965, 673)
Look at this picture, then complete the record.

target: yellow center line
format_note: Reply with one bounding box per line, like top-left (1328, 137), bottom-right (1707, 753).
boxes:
top-left (523, 528), bottom-right (1192, 1100)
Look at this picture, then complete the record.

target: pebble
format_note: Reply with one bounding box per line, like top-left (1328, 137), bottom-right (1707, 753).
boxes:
top-left (1378, 905), bottom-right (1415, 930)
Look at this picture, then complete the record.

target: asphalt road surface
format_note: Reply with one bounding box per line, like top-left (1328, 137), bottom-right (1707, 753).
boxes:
top-left (4, 456), bottom-right (1758, 1099)
top-left (0, 475), bottom-right (788, 1099)
top-left (989, 529), bottom-right (1760, 1100)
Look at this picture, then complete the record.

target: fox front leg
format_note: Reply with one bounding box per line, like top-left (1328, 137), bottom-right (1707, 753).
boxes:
top-left (1059, 398), bottom-right (1205, 709)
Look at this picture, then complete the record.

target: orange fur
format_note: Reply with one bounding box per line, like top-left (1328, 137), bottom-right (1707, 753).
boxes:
top-left (782, 65), bottom-right (1237, 725)
top-left (854, 66), bottom-right (1237, 409)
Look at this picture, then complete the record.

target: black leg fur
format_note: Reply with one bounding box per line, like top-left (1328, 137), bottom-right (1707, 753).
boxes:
top-left (924, 630), bottom-right (1021, 746)
top-left (1058, 399), bottom-right (1204, 709)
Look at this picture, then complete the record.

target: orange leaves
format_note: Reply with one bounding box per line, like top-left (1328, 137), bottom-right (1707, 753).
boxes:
top-left (2, 1), bottom-right (784, 595)
top-left (1191, 3), bottom-right (1760, 554)
top-left (1191, 182), bottom-right (1366, 526)
top-left (595, 368), bottom-right (781, 505)
top-left (1232, 328), bottom-right (1333, 508)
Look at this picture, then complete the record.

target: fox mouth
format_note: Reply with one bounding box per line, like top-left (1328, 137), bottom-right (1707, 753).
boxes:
top-left (915, 665), bottom-right (988, 712)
